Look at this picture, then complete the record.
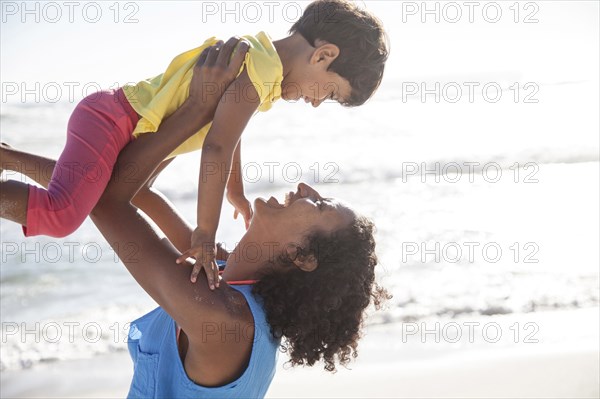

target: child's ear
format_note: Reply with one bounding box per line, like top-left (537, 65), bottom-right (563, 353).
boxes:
top-left (310, 42), bottom-right (340, 68)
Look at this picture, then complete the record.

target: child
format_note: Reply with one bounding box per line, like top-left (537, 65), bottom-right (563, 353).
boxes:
top-left (0, 0), bottom-right (388, 287)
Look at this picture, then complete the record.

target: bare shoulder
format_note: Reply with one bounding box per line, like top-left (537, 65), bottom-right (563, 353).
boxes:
top-left (217, 283), bottom-right (255, 322)
top-left (186, 282), bottom-right (254, 332)
top-left (183, 282), bottom-right (256, 386)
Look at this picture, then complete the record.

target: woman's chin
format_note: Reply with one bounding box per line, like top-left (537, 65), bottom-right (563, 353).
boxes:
top-left (249, 198), bottom-right (273, 228)
top-left (254, 197), bottom-right (266, 205)
top-left (253, 197), bottom-right (270, 214)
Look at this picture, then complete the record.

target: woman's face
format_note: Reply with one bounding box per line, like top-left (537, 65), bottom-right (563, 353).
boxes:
top-left (252, 183), bottom-right (355, 244)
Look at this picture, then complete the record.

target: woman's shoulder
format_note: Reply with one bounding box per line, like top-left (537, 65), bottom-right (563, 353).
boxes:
top-left (219, 283), bottom-right (257, 323)
top-left (182, 284), bottom-right (258, 387)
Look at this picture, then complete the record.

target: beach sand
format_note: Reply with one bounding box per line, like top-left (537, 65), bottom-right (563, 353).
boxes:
top-left (1, 307), bottom-right (597, 398)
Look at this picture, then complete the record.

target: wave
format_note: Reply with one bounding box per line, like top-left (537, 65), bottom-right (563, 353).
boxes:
top-left (3, 280), bottom-right (597, 372)
top-left (157, 157), bottom-right (600, 199)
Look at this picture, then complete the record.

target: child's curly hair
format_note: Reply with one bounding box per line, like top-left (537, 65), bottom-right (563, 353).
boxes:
top-left (252, 214), bottom-right (390, 372)
top-left (290, 0), bottom-right (389, 107)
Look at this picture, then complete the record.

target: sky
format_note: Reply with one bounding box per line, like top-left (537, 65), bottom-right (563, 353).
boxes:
top-left (1, 0), bottom-right (598, 104)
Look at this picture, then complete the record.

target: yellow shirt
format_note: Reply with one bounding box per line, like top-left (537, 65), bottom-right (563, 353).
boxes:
top-left (122, 32), bottom-right (283, 159)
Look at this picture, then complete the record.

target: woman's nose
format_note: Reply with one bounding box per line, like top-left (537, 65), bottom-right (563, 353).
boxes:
top-left (298, 182), bottom-right (312, 197)
top-left (298, 182), bottom-right (322, 199)
top-left (298, 182), bottom-right (308, 196)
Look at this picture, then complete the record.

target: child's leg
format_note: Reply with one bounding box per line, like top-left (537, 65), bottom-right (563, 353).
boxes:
top-left (0, 180), bottom-right (29, 226)
top-left (0, 144), bottom-right (58, 225)
top-left (0, 89), bottom-right (139, 238)
top-left (1, 143), bottom-right (56, 188)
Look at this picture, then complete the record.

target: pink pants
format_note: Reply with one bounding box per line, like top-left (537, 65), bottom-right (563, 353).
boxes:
top-left (24, 89), bottom-right (140, 237)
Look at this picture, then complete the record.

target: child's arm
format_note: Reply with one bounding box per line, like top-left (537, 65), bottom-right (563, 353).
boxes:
top-left (175, 70), bottom-right (261, 285)
top-left (132, 159), bottom-right (194, 253)
top-left (226, 140), bottom-right (253, 229)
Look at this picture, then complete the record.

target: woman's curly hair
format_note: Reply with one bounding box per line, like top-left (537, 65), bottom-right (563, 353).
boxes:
top-left (252, 214), bottom-right (390, 372)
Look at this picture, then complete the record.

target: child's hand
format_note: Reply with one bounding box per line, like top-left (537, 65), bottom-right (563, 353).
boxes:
top-left (176, 228), bottom-right (219, 289)
top-left (227, 190), bottom-right (253, 230)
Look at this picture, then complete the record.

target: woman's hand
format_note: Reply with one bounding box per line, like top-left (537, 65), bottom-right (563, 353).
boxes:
top-left (227, 190), bottom-right (253, 230)
top-left (188, 37), bottom-right (249, 116)
top-left (96, 37), bottom-right (249, 205)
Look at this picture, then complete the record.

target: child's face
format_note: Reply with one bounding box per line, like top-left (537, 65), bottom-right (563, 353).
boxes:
top-left (281, 41), bottom-right (352, 108)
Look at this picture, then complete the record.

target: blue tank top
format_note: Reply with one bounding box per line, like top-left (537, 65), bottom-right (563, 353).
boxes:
top-left (126, 284), bottom-right (280, 398)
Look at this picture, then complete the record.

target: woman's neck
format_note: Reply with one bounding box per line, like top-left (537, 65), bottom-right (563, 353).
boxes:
top-left (221, 234), bottom-right (279, 282)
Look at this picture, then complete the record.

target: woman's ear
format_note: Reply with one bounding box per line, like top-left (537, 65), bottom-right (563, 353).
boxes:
top-left (294, 254), bottom-right (318, 272)
top-left (286, 244), bottom-right (318, 272)
top-left (310, 42), bottom-right (340, 68)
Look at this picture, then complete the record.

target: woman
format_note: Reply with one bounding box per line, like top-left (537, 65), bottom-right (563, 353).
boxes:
top-left (2, 42), bottom-right (387, 398)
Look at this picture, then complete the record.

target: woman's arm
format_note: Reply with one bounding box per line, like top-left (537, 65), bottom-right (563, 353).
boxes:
top-left (0, 144), bottom-right (194, 254)
top-left (90, 38), bottom-right (251, 340)
top-left (132, 159), bottom-right (195, 253)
